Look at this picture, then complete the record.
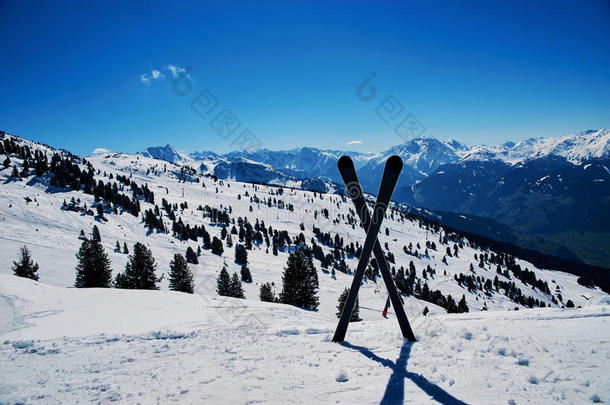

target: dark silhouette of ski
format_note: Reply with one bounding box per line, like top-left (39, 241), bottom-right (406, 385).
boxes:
top-left (333, 155), bottom-right (416, 342)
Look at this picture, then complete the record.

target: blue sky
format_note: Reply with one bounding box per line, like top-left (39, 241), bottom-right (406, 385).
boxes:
top-left (1, 0), bottom-right (609, 156)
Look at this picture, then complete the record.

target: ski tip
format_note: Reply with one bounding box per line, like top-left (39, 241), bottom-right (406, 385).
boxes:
top-left (338, 155), bottom-right (353, 169)
top-left (387, 155), bottom-right (403, 171)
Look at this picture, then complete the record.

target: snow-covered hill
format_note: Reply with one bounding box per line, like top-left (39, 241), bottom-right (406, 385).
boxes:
top-left (1, 132), bottom-right (609, 403)
top-left (1, 275), bottom-right (608, 404)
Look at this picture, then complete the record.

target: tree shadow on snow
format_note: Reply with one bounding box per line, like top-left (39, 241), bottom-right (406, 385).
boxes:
top-left (339, 341), bottom-right (469, 405)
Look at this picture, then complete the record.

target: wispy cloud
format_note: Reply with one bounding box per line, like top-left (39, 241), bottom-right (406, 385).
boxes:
top-left (140, 65), bottom-right (188, 86)
top-left (140, 74), bottom-right (150, 86)
top-left (166, 64), bottom-right (189, 79)
top-left (346, 140), bottom-right (363, 145)
top-left (151, 70), bottom-right (165, 80)
top-left (92, 147), bottom-right (111, 155)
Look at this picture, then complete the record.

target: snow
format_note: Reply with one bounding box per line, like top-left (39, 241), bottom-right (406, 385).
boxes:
top-left (1, 134), bottom-right (609, 403)
top-left (459, 128), bottom-right (610, 165)
top-left (132, 129), bottom-right (610, 190)
top-left (1, 275), bottom-right (608, 404)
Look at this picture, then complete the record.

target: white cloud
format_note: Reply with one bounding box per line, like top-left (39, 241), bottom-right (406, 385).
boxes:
top-left (151, 70), bottom-right (165, 80)
top-left (92, 147), bottom-right (111, 155)
top-left (166, 64), bottom-right (188, 78)
top-left (346, 140), bottom-right (363, 145)
top-left (140, 65), bottom-right (189, 86)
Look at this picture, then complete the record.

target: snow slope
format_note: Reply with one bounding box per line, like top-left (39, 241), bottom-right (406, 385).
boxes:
top-left (1, 134), bottom-right (609, 403)
top-left (1, 148), bottom-right (606, 315)
top-left (1, 275), bottom-right (608, 404)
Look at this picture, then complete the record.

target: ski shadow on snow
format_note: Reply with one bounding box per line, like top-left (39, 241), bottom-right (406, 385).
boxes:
top-left (339, 340), bottom-right (469, 405)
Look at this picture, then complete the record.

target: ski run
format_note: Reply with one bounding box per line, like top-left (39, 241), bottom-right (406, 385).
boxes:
top-left (0, 133), bottom-right (609, 404)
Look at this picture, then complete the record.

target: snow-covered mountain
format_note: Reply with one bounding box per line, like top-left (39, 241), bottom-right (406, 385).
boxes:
top-left (139, 144), bottom-right (193, 163)
top-left (1, 132), bottom-right (609, 403)
top-left (461, 129), bottom-right (610, 164)
top-left (144, 129), bottom-right (607, 267)
top-left (142, 129), bottom-right (610, 185)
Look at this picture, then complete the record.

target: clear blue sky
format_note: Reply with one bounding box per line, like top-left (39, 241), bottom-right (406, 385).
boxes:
top-left (1, 0), bottom-right (609, 156)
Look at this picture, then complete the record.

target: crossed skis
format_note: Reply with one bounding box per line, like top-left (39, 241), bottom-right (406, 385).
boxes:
top-left (333, 155), bottom-right (416, 342)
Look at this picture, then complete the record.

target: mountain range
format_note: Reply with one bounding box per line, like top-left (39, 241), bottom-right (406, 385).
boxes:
top-left (140, 129), bottom-right (610, 267)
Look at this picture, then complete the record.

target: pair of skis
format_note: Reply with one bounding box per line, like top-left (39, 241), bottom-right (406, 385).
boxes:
top-left (333, 155), bottom-right (416, 342)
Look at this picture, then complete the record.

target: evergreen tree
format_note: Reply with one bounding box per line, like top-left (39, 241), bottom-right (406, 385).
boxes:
top-left (11, 165), bottom-right (20, 178)
top-left (457, 294), bottom-right (469, 313)
top-left (279, 250), bottom-right (319, 311)
top-left (114, 242), bottom-right (158, 289)
top-left (423, 306), bottom-right (429, 316)
top-left (12, 246), bottom-right (39, 280)
top-left (259, 282), bottom-right (276, 302)
top-left (168, 253), bottom-right (194, 293)
top-left (185, 246), bottom-right (199, 264)
top-left (446, 295), bottom-right (458, 313)
top-left (235, 244), bottom-right (248, 264)
top-left (229, 272), bottom-right (245, 298)
top-left (115, 241), bottom-right (121, 252)
top-left (96, 204), bottom-right (105, 219)
top-left (336, 287), bottom-right (361, 322)
top-left (216, 266), bottom-right (231, 296)
top-left (123, 241), bottom-right (129, 254)
top-left (2, 156), bottom-right (10, 168)
top-left (74, 239), bottom-right (112, 288)
top-left (91, 225), bottom-right (101, 242)
top-left (211, 236), bottom-right (224, 255)
top-left (240, 265), bottom-right (252, 283)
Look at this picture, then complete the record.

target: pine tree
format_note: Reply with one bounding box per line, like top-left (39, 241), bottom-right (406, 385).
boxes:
top-left (259, 282), bottom-right (276, 302)
top-left (229, 272), bottom-right (245, 298)
top-left (74, 239), bottom-right (112, 288)
top-left (168, 253), bottom-right (194, 293)
top-left (115, 241), bottom-right (121, 252)
top-left (96, 204), bottom-right (105, 219)
top-left (457, 294), bottom-right (469, 313)
top-left (11, 165), bottom-right (20, 178)
top-left (446, 295), bottom-right (458, 313)
top-left (211, 236), bottom-right (224, 255)
top-left (91, 225), bottom-right (101, 242)
top-left (12, 246), bottom-right (39, 280)
top-left (123, 241), bottom-right (129, 254)
top-left (185, 246), bottom-right (199, 264)
top-left (216, 266), bottom-right (231, 296)
top-left (423, 306), bottom-right (429, 316)
top-left (279, 250), bottom-right (319, 311)
top-left (240, 265), bottom-right (252, 283)
top-left (2, 156), bottom-right (10, 168)
top-left (336, 287), bottom-right (361, 322)
top-left (114, 242), bottom-right (158, 289)
top-left (235, 244), bottom-right (248, 264)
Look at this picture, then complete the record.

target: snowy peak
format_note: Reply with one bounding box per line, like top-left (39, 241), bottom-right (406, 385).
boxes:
top-left (460, 129), bottom-right (610, 164)
top-left (380, 137), bottom-right (464, 175)
top-left (139, 144), bottom-right (191, 163)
